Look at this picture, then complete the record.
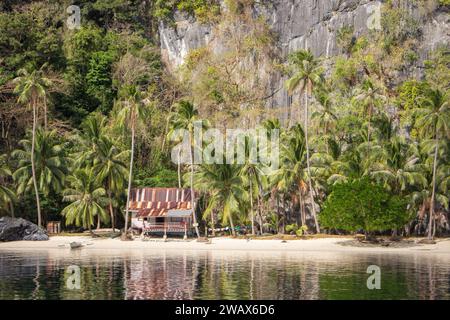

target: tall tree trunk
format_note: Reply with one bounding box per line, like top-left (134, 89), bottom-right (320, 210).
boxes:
top-left (189, 130), bottom-right (200, 238)
top-left (428, 137), bottom-right (439, 240)
top-left (367, 104), bottom-right (372, 145)
top-left (257, 195), bottom-right (263, 235)
top-left (123, 121), bottom-right (135, 238)
top-left (229, 214), bottom-right (236, 237)
top-left (299, 187), bottom-right (306, 227)
top-left (43, 95), bottom-right (48, 131)
top-left (177, 148), bottom-right (182, 188)
top-left (9, 201), bottom-right (14, 218)
top-left (97, 214), bottom-right (101, 230)
top-left (276, 193), bottom-right (283, 233)
top-left (31, 98), bottom-right (42, 228)
top-left (108, 189), bottom-right (115, 231)
top-left (211, 209), bottom-right (216, 237)
top-left (249, 177), bottom-right (255, 235)
top-left (304, 89), bottom-right (320, 233)
top-left (288, 102), bottom-right (292, 128)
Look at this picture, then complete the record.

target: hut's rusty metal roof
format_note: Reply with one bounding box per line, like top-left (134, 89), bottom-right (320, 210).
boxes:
top-left (128, 188), bottom-right (193, 217)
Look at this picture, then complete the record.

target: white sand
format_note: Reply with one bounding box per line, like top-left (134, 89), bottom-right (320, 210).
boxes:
top-left (1, 236), bottom-right (450, 254)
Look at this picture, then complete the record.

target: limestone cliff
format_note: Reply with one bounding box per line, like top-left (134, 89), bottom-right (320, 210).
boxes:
top-left (159, 0), bottom-right (449, 108)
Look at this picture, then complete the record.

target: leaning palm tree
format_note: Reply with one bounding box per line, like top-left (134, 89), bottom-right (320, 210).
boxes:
top-left (285, 49), bottom-right (323, 233)
top-left (414, 89), bottom-right (449, 239)
top-left (61, 168), bottom-right (109, 233)
top-left (13, 66), bottom-right (52, 227)
top-left (114, 85), bottom-right (149, 238)
top-left (169, 101), bottom-right (205, 238)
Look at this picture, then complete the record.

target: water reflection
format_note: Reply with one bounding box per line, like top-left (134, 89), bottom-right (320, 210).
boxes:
top-left (0, 249), bottom-right (449, 300)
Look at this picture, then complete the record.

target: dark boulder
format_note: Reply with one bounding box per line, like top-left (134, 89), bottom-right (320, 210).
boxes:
top-left (0, 217), bottom-right (49, 241)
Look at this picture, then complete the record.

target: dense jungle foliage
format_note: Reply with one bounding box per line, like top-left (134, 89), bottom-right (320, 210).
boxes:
top-left (0, 0), bottom-right (449, 239)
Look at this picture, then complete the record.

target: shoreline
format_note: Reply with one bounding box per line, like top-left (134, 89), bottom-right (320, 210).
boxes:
top-left (1, 236), bottom-right (450, 255)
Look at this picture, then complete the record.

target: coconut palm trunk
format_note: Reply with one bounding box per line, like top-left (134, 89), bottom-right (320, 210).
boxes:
top-left (9, 201), bottom-right (14, 218)
top-left (366, 104), bottom-right (373, 160)
top-left (123, 118), bottom-right (135, 237)
top-left (31, 96), bottom-right (42, 228)
top-left (298, 186), bottom-right (306, 227)
top-left (229, 214), bottom-right (236, 237)
top-left (177, 148), bottom-right (182, 188)
top-left (211, 209), bottom-right (216, 237)
top-left (304, 87), bottom-right (320, 233)
top-left (249, 177), bottom-right (255, 235)
top-left (428, 136), bottom-right (439, 240)
top-left (43, 95), bottom-right (48, 131)
top-left (257, 195), bottom-right (264, 235)
top-left (108, 190), bottom-right (115, 231)
top-left (189, 130), bottom-right (200, 238)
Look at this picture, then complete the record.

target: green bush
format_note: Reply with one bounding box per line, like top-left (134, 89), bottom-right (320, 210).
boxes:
top-left (285, 223), bottom-right (308, 237)
top-left (134, 169), bottom-right (179, 188)
top-left (320, 178), bottom-right (411, 236)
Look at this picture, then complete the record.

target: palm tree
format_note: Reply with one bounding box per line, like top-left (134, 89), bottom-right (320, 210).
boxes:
top-left (247, 118), bottom-right (282, 235)
top-left (353, 78), bottom-right (384, 145)
top-left (286, 49), bottom-right (323, 233)
top-left (169, 101), bottom-right (204, 238)
top-left (115, 85), bottom-right (149, 238)
top-left (13, 66), bottom-right (52, 227)
top-left (94, 136), bottom-right (128, 231)
top-left (411, 157), bottom-right (449, 237)
top-left (273, 124), bottom-right (308, 228)
top-left (414, 89), bottom-right (449, 239)
top-left (371, 137), bottom-right (427, 194)
top-left (13, 129), bottom-right (69, 195)
top-left (312, 90), bottom-right (337, 154)
top-left (239, 136), bottom-right (267, 236)
top-left (77, 113), bottom-right (128, 231)
top-left (61, 168), bottom-right (109, 232)
top-left (12, 129), bottom-right (69, 225)
top-left (167, 122), bottom-right (187, 189)
top-left (0, 155), bottom-right (16, 216)
top-left (195, 162), bottom-right (246, 237)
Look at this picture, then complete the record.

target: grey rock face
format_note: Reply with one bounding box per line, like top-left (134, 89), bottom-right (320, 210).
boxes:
top-left (159, 0), bottom-right (449, 108)
top-left (0, 217), bottom-right (49, 241)
top-left (160, 12), bottom-right (213, 70)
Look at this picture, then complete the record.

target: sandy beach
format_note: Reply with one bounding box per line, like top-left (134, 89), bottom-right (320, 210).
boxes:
top-left (1, 236), bottom-right (450, 254)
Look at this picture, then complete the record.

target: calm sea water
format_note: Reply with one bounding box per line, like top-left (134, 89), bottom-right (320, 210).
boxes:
top-left (0, 249), bottom-right (449, 300)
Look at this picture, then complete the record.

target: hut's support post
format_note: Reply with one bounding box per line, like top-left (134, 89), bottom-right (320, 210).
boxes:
top-left (184, 222), bottom-right (188, 240)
